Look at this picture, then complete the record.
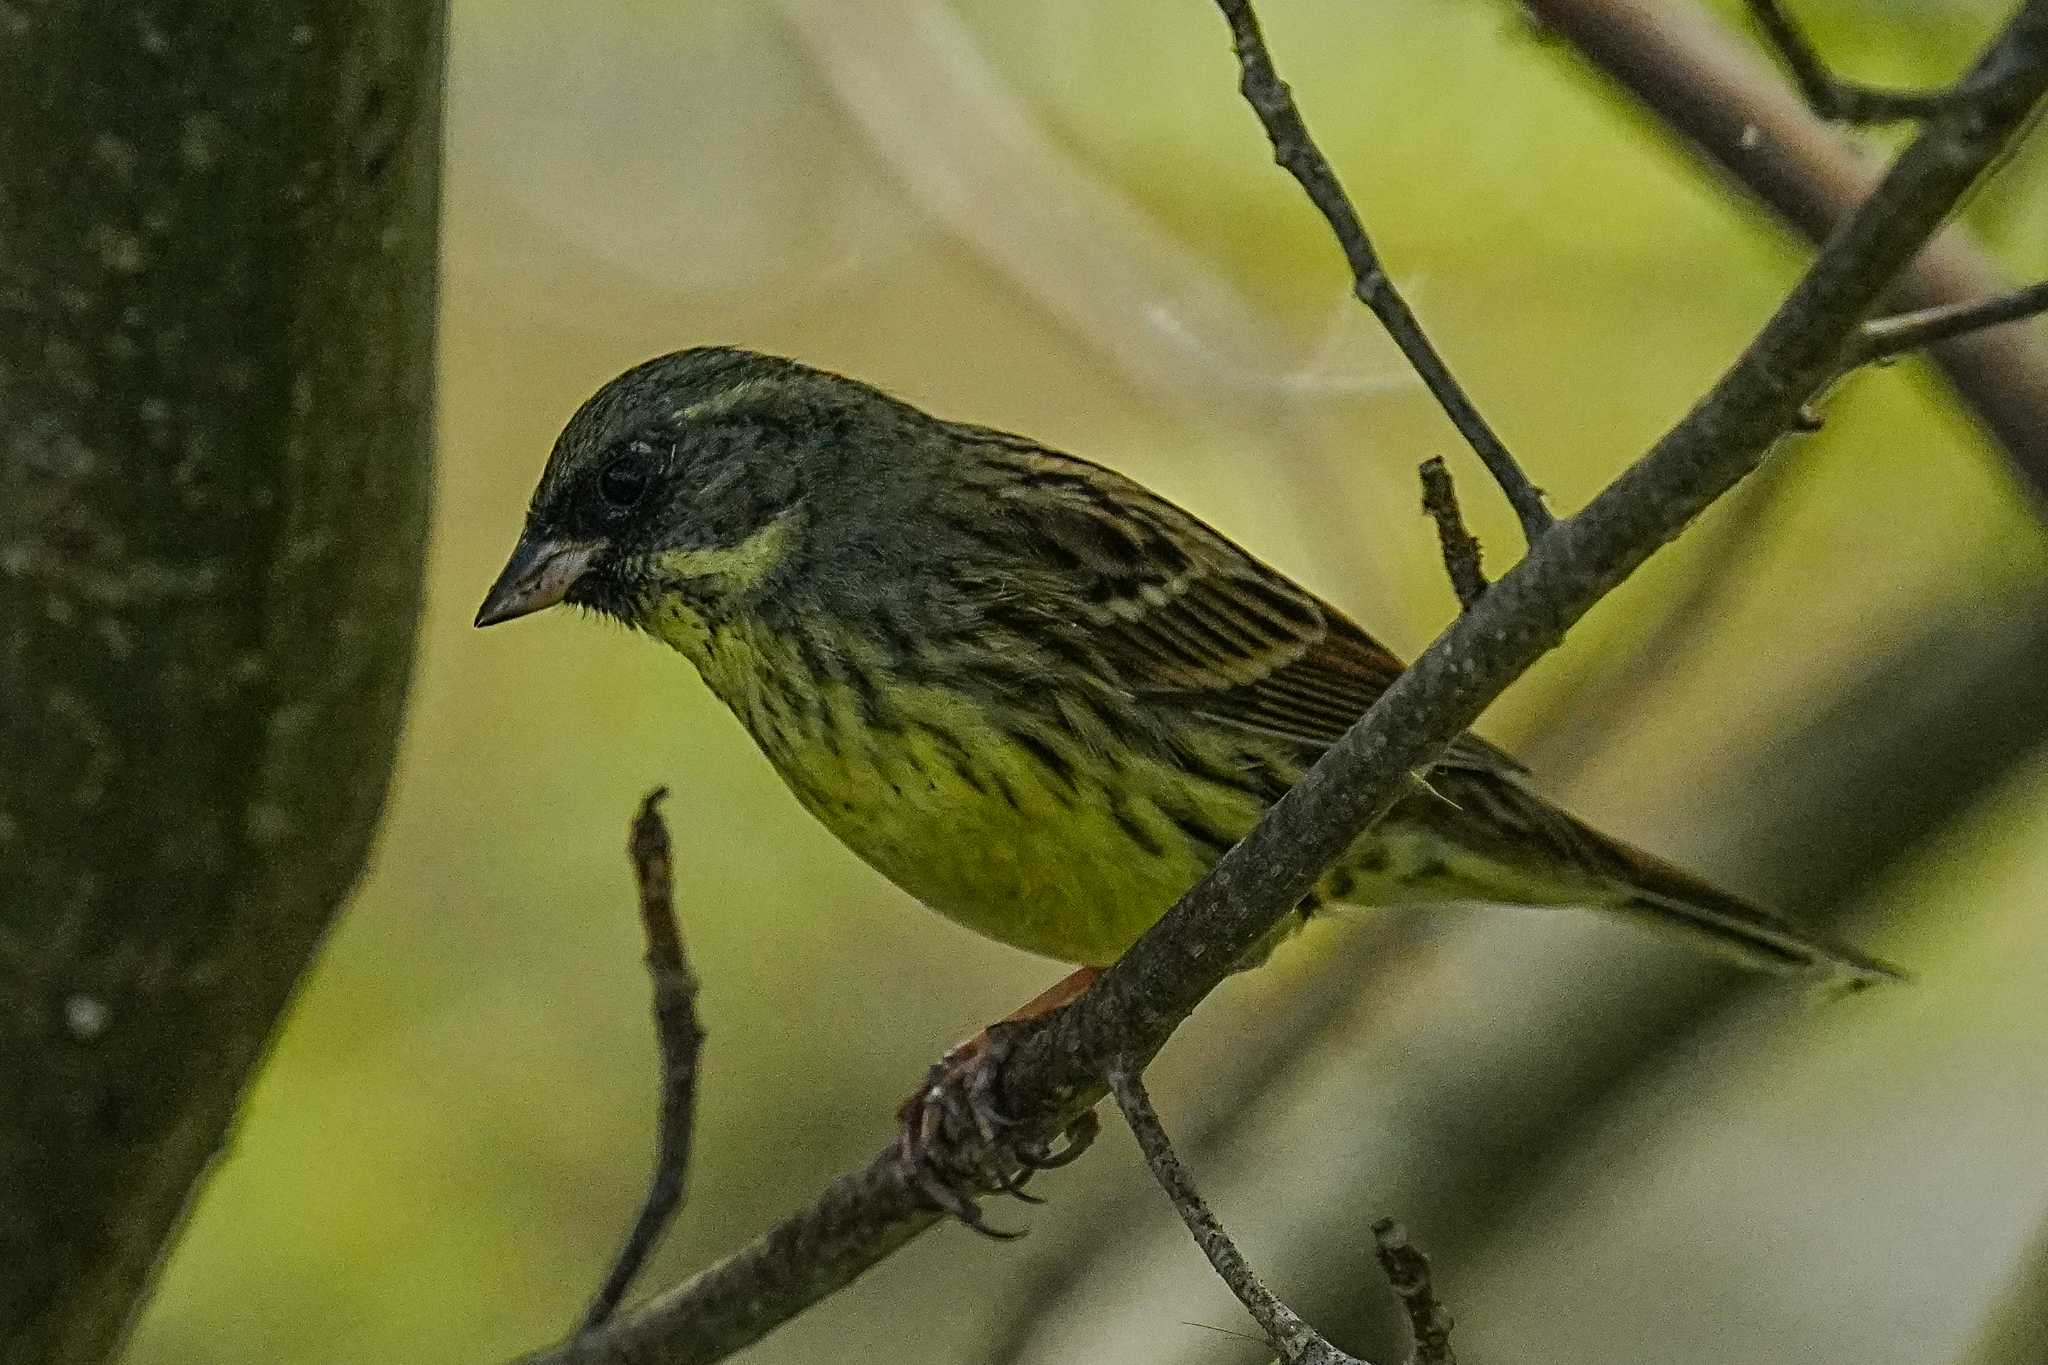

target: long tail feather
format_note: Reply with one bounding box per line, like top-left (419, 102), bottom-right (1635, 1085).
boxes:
top-left (1578, 820), bottom-right (1904, 989)
top-left (1414, 764), bottom-right (1906, 988)
top-left (1616, 882), bottom-right (1905, 988)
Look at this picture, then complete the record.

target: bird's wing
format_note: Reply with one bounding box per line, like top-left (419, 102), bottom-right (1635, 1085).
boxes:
top-left (957, 430), bottom-right (1523, 775)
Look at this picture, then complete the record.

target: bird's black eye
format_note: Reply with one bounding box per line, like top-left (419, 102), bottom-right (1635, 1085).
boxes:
top-left (598, 449), bottom-right (653, 509)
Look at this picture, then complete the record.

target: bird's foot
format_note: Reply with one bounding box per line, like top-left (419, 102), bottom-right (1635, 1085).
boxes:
top-left (892, 1019), bottom-right (1099, 1238)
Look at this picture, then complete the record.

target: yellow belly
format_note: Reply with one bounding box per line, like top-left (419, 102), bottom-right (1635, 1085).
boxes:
top-left (770, 690), bottom-right (1248, 965)
top-left (649, 608), bottom-right (1550, 966)
top-left (764, 710), bottom-right (1600, 965)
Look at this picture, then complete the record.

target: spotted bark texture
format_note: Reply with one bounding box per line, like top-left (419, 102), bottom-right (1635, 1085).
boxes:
top-left (0, 4), bottom-right (444, 1360)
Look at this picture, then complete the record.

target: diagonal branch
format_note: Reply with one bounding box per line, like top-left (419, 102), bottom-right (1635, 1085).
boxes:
top-left (1108, 1064), bottom-right (1374, 1365)
top-left (1520, 0), bottom-right (2048, 508)
top-left (579, 789), bottom-right (706, 1332)
top-left (510, 5), bottom-right (2048, 1362)
top-left (1213, 0), bottom-right (1556, 543)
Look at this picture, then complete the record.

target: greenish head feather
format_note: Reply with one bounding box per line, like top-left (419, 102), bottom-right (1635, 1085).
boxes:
top-left (517, 346), bottom-right (1105, 667)
top-left (519, 348), bottom-right (947, 632)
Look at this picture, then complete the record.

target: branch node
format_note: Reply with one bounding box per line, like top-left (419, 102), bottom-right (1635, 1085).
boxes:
top-left (1847, 280), bottom-right (2048, 368)
top-left (1372, 1218), bottom-right (1457, 1365)
top-left (1748, 0), bottom-right (1984, 125)
top-left (1417, 457), bottom-right (1489, 611)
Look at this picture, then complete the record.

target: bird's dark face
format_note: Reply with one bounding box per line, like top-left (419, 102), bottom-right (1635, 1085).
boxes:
top-left (476, 348), bottom-right (838, 633)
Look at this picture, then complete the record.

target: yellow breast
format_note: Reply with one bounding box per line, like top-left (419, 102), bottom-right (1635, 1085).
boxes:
top-left (762, 675), bottom-right (1244, 966)
top-left (641, 596), bottom-right (1264, 964)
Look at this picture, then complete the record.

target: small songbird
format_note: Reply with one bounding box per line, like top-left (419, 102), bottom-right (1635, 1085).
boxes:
top-left (477, 348), bottom-right (1897, 1025)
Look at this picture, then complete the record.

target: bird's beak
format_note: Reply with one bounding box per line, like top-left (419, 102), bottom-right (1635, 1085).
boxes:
top-left (474, 534), bottom-right (603, 628)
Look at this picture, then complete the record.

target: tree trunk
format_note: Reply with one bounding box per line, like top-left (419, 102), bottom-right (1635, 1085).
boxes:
top-left (0, 3), bottom-right (445, 1360)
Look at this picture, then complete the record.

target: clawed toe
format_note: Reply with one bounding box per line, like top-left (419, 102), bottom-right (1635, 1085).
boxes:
top-left (892, 1025), bottom-right (1095, 1238)
top-left (1016, 1110), bottom-right (1099, 1171)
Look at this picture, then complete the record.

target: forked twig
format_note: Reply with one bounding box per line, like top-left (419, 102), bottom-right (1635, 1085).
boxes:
top-left (1521, 0), bottom-right (2048, 509)
top-left (1213, 0), bottom-right (1554, 544)
top-left (1747, 0), bottom-right (1981, 124)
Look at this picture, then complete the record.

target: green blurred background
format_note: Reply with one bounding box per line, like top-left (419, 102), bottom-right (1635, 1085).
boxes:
top-left (128, 1), bottom-right (2048, 1361)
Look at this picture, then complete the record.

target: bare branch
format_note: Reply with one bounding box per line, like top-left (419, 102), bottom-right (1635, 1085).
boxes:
top-left (1417, 458), bottom-right (1488, 610)
top-left (580, 789), bottom-right (706, 1333)
top-left (1520, 0), bottom-right (2048, 507)
top-left (1213, 0), bottom-right (1555, 543)
top-left (1371, 1220), bottom-right (1456, 1365)
top-left (1108, 1065), bottom-right (1369, 1365)
top-left (1747, 0), bottom-right (1978, 124)
top-left (1110, 1067), bottom-right (1460, 1365)
top-left (1848, 280), bottom-right (2048, 367)
top-left (510, 6), bottom-right (2048, 1362)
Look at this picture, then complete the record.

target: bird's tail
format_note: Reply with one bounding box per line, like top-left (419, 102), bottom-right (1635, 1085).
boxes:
top-left (1587, 829), bottom-right (1905, 989)
top-left (1414, 766), bottom-right (1906, 989)
top-left (1612, 874), bottom-right (1904, 989)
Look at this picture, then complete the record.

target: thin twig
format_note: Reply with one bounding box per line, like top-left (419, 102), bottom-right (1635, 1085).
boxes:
top-left (1371, 1220), bottom-right (1456, 1365)
top-left (1531, 0), bottom-right (2048, 507)
top-left (1747, 0), bottom-right (1976, 123)
top-left (1523, 0), bottom-right (2048, 509)
top-left (1213, 0), bottom-right (1555, 543)
top-left (1108, 1065), bottom-right (1367, 1365)
top-left (509, 6), bottom-right (2048, 1361)
top-left (978, 922), bottom-right (1439, 1365)
top-left (1417, 458), bottom-right (1488, 610)
top-left (1848, 280), bottom-right (2048, 367)
top-left (580, 788), bottom-right (706, 1333)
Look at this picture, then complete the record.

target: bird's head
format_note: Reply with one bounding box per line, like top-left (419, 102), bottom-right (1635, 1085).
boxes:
top-left (475, 348), bottom-right (891, 640)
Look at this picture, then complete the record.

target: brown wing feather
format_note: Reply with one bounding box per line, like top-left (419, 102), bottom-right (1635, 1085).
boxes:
top-left (939, 428), bottom-right (1893, 985)
top-left (953, 427), bottom-right (1521, 774)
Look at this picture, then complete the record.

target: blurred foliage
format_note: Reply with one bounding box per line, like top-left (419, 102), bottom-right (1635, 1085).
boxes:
top-left (125, 2), bottom-right (2047, 1362)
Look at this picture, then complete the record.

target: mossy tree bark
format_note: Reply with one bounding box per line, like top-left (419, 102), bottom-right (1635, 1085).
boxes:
top-left (0, 4), bottom-right (445, 1361)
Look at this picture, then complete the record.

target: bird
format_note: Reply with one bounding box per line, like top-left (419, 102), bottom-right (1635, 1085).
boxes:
top-left (476, 347), bottom-right (1897, 1197)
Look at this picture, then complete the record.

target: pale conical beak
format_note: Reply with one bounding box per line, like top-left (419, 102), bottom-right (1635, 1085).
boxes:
top-left (474, 534), bottom-right (602, 627)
